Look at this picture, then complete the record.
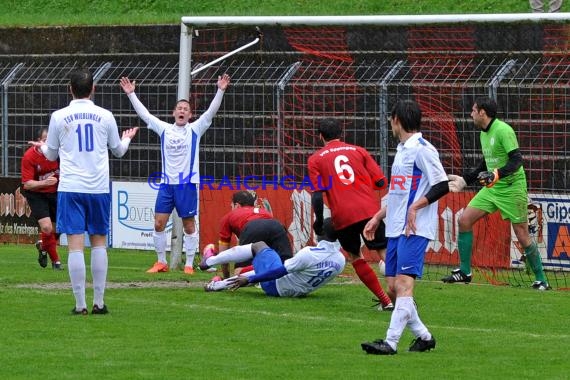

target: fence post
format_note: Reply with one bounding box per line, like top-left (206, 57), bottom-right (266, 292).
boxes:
top-left (276, 61), bottom-right (301, 174)
top-left (378, 60), bottom-right (403, 174)
top-left (169, 208), bottom-right (184, 270)
top-left (1, 63), bottom-right (24, 177)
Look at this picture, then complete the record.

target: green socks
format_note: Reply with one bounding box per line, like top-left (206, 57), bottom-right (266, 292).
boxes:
top-left (525, 242), bottom-right (547, 282)
top-left (458, 231), bottom-right (545, 282)
top-left (458, 231), bottom-right (473, 275)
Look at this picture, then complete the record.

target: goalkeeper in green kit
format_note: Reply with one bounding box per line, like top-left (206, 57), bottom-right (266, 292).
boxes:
top-left (443, 97), bottom-right (550, 290)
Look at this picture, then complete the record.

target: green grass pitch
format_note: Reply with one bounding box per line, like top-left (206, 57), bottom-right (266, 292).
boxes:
top-left (0, 244), bottom-right (567, 379)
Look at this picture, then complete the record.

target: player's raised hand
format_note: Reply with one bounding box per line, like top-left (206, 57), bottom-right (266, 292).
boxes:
top-left (28, 140), bottom-right (44, 149)
top-left (121, 127), bottom-right (139, 140)
top-left (217, 73), bottom-right (231, 91)
top-left (119, 77), bottom-right (136, 94)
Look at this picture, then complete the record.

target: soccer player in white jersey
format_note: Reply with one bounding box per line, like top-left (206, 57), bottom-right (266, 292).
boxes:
top-left (201, 218), bottom-right (346, 297)
top-left (361, 100), bottom-right (449, 355)
top-left (34, 69), bottom-right (138, 315)
top-left (120, 74), bottom-right (231, 275)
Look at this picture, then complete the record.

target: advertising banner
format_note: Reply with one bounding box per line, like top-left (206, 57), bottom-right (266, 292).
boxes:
top-left (11, 176), bottom-right (561, 273)
top-left (111, 181), bottom-right (173, 251)
top-left (0, 178), bottom-right (38, 244)
top-left (510, 195), bottom-right (570, 270)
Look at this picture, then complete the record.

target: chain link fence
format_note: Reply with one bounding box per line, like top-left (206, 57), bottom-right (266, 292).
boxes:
top-left (1, 55), bottom-right (568, 194)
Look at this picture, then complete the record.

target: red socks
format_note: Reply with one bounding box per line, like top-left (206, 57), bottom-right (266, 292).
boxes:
top-left (235, 264), bottom-right (254, 275)
top-left (352, 258), bottom-right (392, 306)
top-left (41, 232), bottom-right (60, 263)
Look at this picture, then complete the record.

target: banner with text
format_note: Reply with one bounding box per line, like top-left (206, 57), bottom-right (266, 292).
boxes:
top-left (111, 181), bottom-right (174, 251)
top-left (510, 194), bottom-right (570, 270)
top-left (0, 178), bottom-right (38, 244)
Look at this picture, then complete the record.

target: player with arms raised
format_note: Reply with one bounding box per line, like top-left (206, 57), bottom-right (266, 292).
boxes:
top-left (120, 74), bottom-right (230, 275)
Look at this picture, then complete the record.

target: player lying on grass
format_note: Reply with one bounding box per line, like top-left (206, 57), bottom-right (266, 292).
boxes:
top-left (215, 190), bottom-right (292, 278)
top-left (201, 218), bottom-right (346, 297)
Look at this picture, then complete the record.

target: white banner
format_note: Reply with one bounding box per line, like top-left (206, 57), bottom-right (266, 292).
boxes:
top-left (510, 194), bottom-right (570, 271)
top-left (111, 181), bottom-right (172, 251)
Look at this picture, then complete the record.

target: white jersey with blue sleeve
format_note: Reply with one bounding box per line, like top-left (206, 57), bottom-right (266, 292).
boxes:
top-left (276, 240), bottom-right (346, 297)
top-left (385, 132), bottom-right (448, 240)
top-left (127, 89), bottom-right (225, 185)
top-left (45, 99), bottom-right (128, 193)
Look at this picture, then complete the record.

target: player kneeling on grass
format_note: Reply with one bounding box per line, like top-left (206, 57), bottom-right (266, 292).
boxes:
top-left (202, 218), bottom-right (346, 297)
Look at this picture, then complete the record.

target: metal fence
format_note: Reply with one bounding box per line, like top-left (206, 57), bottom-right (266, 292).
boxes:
top-left (1, 55), bottom-right (568, 194)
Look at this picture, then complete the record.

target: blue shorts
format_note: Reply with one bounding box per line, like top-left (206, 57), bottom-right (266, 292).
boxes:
top-left (57, 192), bottom-right (110, 235)
top-left (155, 182), bottom-right (198, 218)
top-left (385, 235), bottom-right (430, 278)
top-left (252, 247), bottom-right (281, 297)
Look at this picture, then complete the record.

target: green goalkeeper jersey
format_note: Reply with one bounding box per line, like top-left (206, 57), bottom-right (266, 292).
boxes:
top-left (480, 118), bottom-right (526, 187)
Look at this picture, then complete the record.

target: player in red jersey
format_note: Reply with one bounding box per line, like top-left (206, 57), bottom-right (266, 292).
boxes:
top-left (308, 118), bottom-right (393, 310)
top-left (21, 127), bottom-right (62, 269)
top-left (214, 190), bottom-right (292, 278)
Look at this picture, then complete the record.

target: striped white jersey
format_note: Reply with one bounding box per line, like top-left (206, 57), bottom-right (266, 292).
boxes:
top-left (276, 240), bottom-right (346, 297)
top-left (46, 99), bottom-right (128, 193)
top-left (127, 89), bottom-right (225, 185)
top-left (385, 132), bottom-right (447, 240)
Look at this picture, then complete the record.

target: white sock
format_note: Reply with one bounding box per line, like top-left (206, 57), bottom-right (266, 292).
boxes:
top-left (184, 231), bottom-right (198, 267)
top-left (153, 230), bottom-right (167, 264)
top-left (407, 299), bottom-right (432, 341)
top-left (385, 296), bottom-right (414, 350)
top-left (90, 246), bottom-right (108, 308)
top-left (68, 251), bottom-right (86, 310)
top-left (206, 244), bottom-right (253, 266)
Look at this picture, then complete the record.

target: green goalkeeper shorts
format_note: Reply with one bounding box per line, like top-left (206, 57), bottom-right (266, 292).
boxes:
top-left (468, 182), bottom-right (528, 224)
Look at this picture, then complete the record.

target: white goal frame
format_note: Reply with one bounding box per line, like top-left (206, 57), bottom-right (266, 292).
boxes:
top-left (178, 13), bottom-right (570, 99)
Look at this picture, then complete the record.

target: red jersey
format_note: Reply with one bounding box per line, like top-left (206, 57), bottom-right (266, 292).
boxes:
top-left (308, 140), bottom-right (385, 229)
top-left (21, 146), bottom-right (59, 193)
top-left (218, 206), bottom-right (273, 244)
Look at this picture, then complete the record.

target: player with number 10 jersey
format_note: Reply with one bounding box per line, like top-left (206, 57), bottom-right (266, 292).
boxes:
top-left (47, 99), bottom-right (126, 195)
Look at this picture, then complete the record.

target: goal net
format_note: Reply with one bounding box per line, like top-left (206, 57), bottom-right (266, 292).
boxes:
top-left (179, 14), bottom-right (570, 290)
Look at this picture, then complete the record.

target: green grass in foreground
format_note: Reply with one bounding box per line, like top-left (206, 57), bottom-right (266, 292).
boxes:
top-left (0, 244), bottom-right (567, 380)
top-left (1, 0), bottom-right (570, 27)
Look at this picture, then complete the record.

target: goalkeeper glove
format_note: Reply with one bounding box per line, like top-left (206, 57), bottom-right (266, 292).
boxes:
top-left (477, 169), bottom-right (499, 188)
top-left (448, 174), bottom-right (467, 192)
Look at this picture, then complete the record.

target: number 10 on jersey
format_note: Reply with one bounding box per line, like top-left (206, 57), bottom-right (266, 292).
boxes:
top-left (76, 124), bottom-right (94, 152)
